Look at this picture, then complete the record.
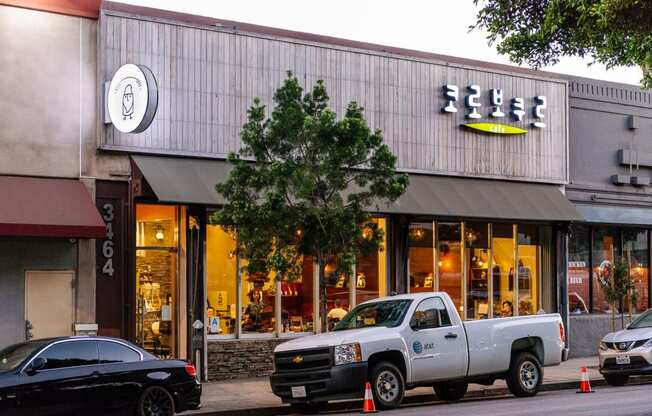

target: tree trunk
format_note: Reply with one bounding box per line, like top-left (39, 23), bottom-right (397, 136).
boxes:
top-left (317, 255), bottom-right (327, 333)
top-left (611, 304), bottom-right (616, 332)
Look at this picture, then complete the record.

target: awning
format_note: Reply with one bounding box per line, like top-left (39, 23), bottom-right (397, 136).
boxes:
top-left (132, 155), bottom-right (232, 205)
top-left (0, 176), bottom-right (106, 238)
top-left (369, 174), bottom-right (582, 222)
top-left (574, 204), bottom-right (652, 226)
top-left (133, 155), bottom-right (581, 222)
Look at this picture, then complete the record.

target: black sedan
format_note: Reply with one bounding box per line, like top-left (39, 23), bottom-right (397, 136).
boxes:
top-left (0, 336), bottom-right (201, 415)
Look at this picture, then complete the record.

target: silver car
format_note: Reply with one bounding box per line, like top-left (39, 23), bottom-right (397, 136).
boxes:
top-left (599, 309), bottom-right (652, 386)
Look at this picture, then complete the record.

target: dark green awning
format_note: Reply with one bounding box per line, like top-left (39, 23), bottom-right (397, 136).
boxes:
top-left (132, 155), bottom-right (581, 222)
top-left (368, 174), bottom-right (582, 222)
top-left (574, 204), bottom-right (652, 226)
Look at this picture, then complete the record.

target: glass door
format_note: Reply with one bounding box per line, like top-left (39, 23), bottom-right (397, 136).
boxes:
top-left (135, 204), bottom-right (181, 358)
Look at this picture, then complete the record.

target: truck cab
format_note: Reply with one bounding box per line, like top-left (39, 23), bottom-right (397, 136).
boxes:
top-left (270, 292), bottom-right (567, 411)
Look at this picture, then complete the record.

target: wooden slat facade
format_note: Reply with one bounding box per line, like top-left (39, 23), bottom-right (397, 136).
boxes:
top-left (99, 12), bottom-right (569, 184)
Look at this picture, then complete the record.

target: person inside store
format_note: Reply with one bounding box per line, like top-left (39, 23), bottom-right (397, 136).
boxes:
top-left (327, 298), bottom-right (349, 330)
top-left (500, 300), bottom-right (514, 317)
top-left (243, 288), bottom-right (265, 332)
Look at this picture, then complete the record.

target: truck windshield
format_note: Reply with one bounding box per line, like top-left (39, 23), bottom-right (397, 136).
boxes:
top-left (628, 310), bottom-right (652, 329)
top-left (333, 300), bottom-right (412, 331)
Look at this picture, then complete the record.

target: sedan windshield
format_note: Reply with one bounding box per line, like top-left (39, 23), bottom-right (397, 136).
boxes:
top-left (0, 341), bottom-right (47, 371)
top-left (333, 299), bottom-right (412, 331)
top-left (629, 310), bottom-right (652, 329)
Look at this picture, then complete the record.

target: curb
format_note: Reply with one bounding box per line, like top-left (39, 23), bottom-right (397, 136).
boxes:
top-left (194, 376), bottom-right (649, 416)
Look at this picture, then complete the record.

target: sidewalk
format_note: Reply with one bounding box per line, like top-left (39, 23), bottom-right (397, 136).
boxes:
top-left (190, 356), bottom-right (603, 415)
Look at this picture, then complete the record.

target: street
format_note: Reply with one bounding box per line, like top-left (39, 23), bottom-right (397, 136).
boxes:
top-left (323, 384), bottom-right (652, 416)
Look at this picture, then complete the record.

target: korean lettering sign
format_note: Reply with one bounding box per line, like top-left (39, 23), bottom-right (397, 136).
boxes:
top-left (442, 84), bottom-right (547, 130)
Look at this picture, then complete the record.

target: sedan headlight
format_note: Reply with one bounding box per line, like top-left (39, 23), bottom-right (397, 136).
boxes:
top-left (334, 343), bottom-right (362, 366)
top-left (599, 341), bottom-right (609, 352)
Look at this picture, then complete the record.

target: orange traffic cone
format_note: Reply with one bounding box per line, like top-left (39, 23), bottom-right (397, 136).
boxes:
top-left (576, 367), bottom-right (595, 393)
top-left (361, 382), bottom-right (377, 413)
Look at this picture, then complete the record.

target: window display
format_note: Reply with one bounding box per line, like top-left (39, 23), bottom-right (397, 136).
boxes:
top-left (409, 222), bottom-right (435, 293)
top-left (569, 225), bottom-right (590, 315)
top-left (465, 222), bottom-right (490, 319)
top-left (135, 204), bottom-right (181, 358)
top-left (205, 223), bottom-right (237, 336)
top-left (592, 227), bottom-right (621, 314)
top-left (356, 218), bottom-right (388, 304)
top-left (438, 223), bottom-right (462, 313)
top-left (240, 263), bottom-right (276, 334)
top-left (492, 223), bottom-right (515, 318)
top-left (517, 224), bottom-right (539, 315)
top-left (281, 256), bottom-right (314, 334)
top-left (325, 262), bottom-right (351, 331)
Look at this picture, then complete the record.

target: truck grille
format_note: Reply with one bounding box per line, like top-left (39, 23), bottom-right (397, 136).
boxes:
top-left (274, 347), bottom-right (332, 373)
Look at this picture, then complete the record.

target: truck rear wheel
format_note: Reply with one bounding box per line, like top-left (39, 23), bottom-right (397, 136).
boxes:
top-left (370, 361), bottom-right (405, 410)
top-left (433, 382), bottom-right (468, 402)
top-left (506, 352), bottom-right (542, 397)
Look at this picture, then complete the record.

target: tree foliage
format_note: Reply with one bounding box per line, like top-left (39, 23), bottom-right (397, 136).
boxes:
top-left (212, 73), bottom-right (408, 318)
top-left (472, 0), bottom-right (652, 87)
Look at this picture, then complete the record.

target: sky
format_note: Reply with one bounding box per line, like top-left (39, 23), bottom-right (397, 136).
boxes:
top-left (118, 0), bottom-right (642, 86)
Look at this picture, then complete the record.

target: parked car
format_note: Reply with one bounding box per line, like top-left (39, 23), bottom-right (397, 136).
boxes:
top-left (270, 292), bottom-right (567, 411)
top-left (599, 308), bottom-right (652, 386)
top-left (0, 336), bottom-right (201, 416)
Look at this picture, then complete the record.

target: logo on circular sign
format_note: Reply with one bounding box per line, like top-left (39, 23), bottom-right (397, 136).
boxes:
top-left (413, 341), bottom-right (423, 354)
top-left (107, 64), bottom-right (158, 134)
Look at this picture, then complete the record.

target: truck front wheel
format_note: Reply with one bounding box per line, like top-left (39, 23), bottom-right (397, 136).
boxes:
top-left (506, 352), bottom-right (542, 397)
top-left (433, 382), bottom-right (468, 402)
top-left (370, 361), bottom-right (405, 410)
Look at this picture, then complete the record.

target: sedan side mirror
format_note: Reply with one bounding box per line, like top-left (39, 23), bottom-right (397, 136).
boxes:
top-left (26, 357), bottom-right (47, 374)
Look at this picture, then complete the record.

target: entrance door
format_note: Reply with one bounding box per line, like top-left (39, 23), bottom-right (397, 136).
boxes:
top-left (406, 297), bottom-right (467, 382)
top-left (25, 271), bottom-right (75, 339)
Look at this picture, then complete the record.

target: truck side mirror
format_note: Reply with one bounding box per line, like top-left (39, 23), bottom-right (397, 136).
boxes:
top-left (26, 357), bottom-right (47, 375)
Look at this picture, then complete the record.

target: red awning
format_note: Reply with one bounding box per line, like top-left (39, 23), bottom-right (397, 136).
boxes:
top-left (0, 176), bottom-right (106, 238)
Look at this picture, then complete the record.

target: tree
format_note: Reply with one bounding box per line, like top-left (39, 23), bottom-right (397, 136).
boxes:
top-left (213, 73), bottom-right (408, 331)
top-left (472, 0), bottom-right (652, 87)
top-left (597, 258), bottom-right (638, 331)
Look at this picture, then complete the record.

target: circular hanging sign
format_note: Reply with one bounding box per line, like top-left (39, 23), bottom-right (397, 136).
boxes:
top-left (107, 64), bottom-right (158, 133)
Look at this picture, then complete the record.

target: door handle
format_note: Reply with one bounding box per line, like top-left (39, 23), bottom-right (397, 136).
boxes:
top-left (444, 333), bottom-right (458, 339)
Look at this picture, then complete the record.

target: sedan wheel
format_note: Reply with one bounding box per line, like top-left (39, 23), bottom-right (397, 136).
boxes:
top-left (138, 386), bottom-right (175, 416)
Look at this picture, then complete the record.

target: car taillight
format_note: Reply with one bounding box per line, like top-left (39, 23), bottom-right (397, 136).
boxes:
top-left (559, 322), bottom-right (566, 343)
top-left (185, 363), bottom-right (197, 378)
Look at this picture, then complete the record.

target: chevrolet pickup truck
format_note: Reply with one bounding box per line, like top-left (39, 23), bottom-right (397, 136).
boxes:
top-left (270, 292), bottom-right (568, 411)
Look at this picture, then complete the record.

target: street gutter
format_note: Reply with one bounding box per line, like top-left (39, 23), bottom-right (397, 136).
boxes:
top-left (194, 376), bottom-right (652, 416)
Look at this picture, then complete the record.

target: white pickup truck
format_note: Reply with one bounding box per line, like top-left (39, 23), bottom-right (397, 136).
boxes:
top-left (270, 292), bottom-right (568, 411)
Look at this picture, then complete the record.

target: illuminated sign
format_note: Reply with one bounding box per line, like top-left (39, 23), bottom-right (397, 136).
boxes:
top-left (442, 85), bottom-right (547, 132)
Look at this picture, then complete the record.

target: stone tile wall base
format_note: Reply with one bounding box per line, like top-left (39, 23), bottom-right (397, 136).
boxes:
top-left (208, 339), bottom-right (289, 380)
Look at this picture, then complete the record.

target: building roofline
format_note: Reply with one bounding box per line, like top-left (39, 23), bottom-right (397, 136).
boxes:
top-left (102, 0), bottom-right (567, 81)
top-left (1, 0), bottom-right (101, 19)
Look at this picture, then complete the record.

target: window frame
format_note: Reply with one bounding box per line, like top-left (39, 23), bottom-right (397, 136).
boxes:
top-left (410, 297), bottom-right (453, 330)
top-left (97, 340), bottom-right (144, 365)
top-left (24, 340), bottom-right (100, 372)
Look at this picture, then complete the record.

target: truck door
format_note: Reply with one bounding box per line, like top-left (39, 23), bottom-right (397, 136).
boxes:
top-left (406, 297), bottom-right (468, 382)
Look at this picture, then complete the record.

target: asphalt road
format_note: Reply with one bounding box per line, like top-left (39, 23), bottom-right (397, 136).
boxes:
top-left (317, 384), bottom-right (652, 416)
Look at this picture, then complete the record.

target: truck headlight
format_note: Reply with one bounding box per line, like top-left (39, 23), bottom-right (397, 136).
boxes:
top-left (334, 343), bottom-right (362, 366)
top-left (599, 341), bottom-right (609, 351)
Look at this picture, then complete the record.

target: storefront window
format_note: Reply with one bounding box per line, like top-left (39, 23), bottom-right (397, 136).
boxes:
top-left (517, 224), bottom-right (539, 315)
top-left (356, 218), bottom-right (388, 304)
top-left (241, 263), bottom-right (276, 335)
top-left (569, 225), bottom-right (590, 315)
top-left (135, 204), bottom-right (181, 357)
top-left (281, 257), bottom-right (314, 334)
top-left (592, 227), bottom-right (621, 314)
top-left (205, 223), bottom-right (237, 337)
top-left (325, 261), bottom-right (351, 330)
top-left (438, 222), bottom-right (462, 313)
top-left (409, 222), bottom-right (435, 293)
top-left (623, 229), bottom-right (649, 313)
top-left (465, 222), bottom-right (490, 320)
top-left (492, 223), bottom-right (515, 318)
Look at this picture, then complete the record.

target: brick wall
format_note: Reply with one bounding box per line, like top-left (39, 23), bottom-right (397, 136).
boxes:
top-left (207, 339), bottom-right (289, 380)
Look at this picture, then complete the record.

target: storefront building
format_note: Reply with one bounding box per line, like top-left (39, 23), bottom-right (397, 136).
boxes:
top-left (0, 1), bottom-right (113, 348)
top-left (566, 77), bottom-right (652, 357)
top-left (94, 2), bottom-right (581, 380)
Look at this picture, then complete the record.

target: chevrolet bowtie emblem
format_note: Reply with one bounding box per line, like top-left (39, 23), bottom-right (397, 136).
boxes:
top-left (292, 355), bottom-right (304, 364)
